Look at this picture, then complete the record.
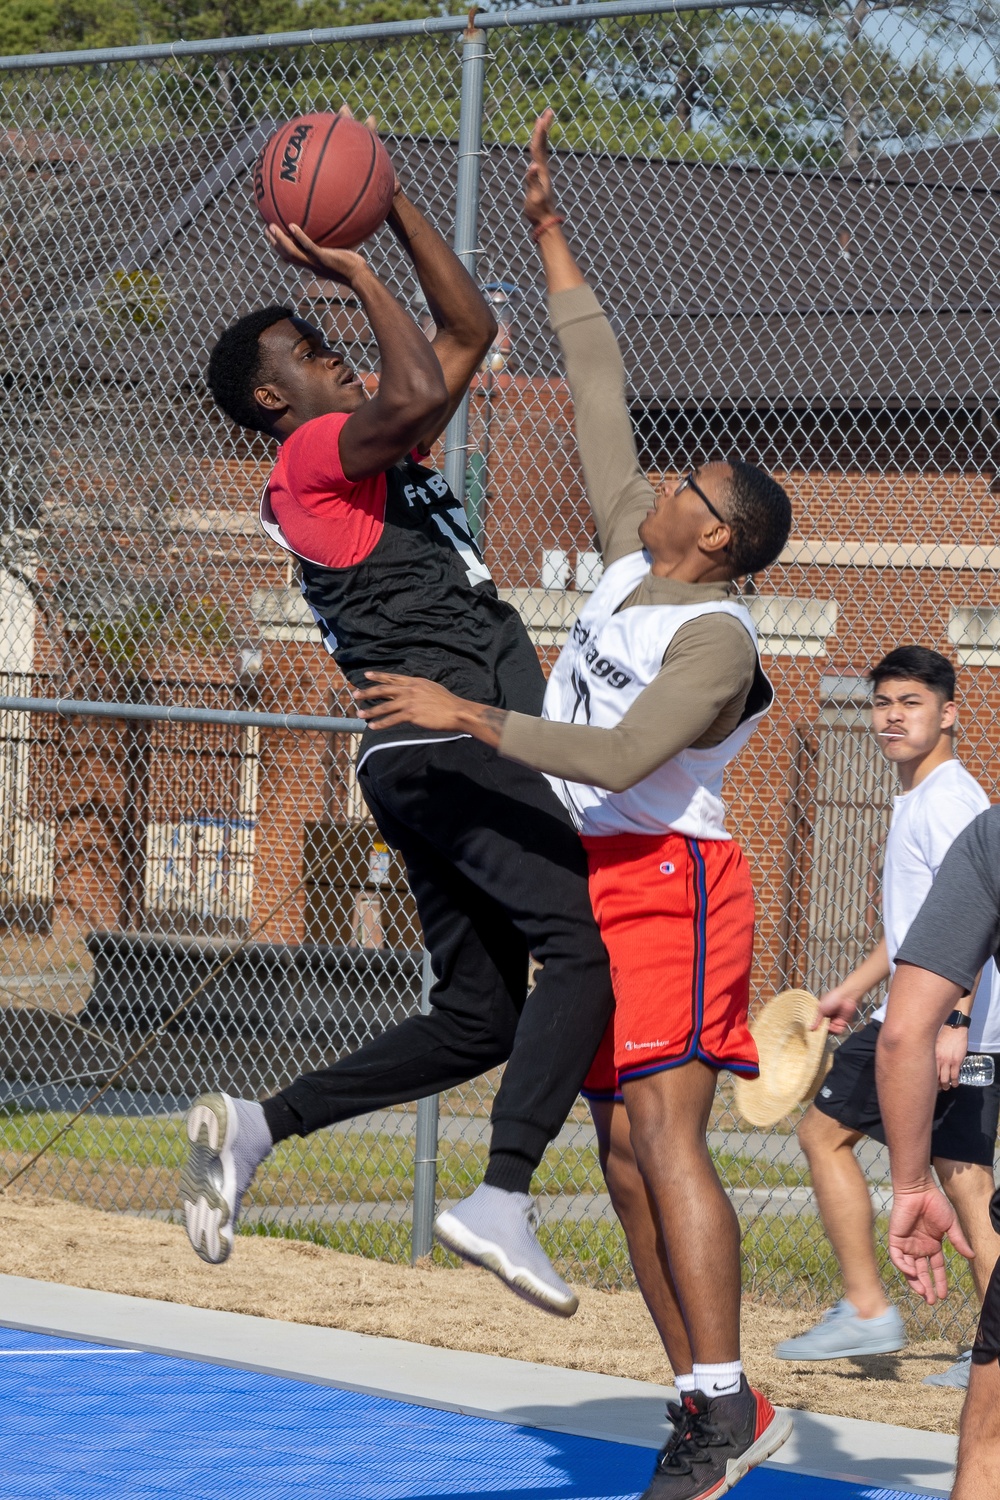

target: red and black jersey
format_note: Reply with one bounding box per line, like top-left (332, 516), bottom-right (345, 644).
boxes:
top-left (261, 412), bottom-right (544, 756)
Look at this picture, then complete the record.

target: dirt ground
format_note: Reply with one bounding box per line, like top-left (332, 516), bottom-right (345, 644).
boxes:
top-left (0, 1196), bottom-right (967, 1435)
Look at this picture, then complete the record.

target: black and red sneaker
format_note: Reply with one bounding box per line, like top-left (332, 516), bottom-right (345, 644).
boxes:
top-left (639, 1378), bottom-right (792, 1499)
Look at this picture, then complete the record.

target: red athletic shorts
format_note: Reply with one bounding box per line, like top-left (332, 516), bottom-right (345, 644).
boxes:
top-left (581, 830), bottom-right (758, 1098)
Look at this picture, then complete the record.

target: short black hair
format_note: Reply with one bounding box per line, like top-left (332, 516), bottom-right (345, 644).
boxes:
top-left (724, 460), bottom-right (793, 578)
top-left (207, 305), bottom-right (294, 432)
top-left (870, 645), bottom-right (956, 702)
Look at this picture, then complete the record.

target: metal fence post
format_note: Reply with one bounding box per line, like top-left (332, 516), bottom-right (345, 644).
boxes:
top-left (442, 12), bottom-right (488, 510)
top-left (411, 947), bottom-right (439, 1262)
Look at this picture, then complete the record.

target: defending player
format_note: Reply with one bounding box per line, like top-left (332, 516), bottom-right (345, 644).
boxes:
top-left (877, 813), bottom-right (1000, 1500)
top-left (183, 123), bottom-right (614, 1317)
top-left (776, 648), bottom-right (1000, 1387)
top-left (359, 112), bottom-right (794, 1500)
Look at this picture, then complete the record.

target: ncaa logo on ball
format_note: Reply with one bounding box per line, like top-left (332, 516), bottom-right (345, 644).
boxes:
top-left (659, 861), bottom-right (675, 875)
top-left (279, 121), bottom-right (313, 182)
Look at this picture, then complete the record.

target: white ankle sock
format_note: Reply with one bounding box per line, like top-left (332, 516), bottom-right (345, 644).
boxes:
top-left (693, 1361), bottom-right (743, 1398)
top-left (674, 1373), bottom-right (697, 1395)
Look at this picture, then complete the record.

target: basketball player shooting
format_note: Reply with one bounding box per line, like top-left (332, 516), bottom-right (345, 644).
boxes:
top-left (182, 116), bottom-right (614, 1319)
top-left (359, 112), bottom-right (794, 1500)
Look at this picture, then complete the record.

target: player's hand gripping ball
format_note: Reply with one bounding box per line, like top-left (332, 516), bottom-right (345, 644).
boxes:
top-left (254, 112), bottom-right (395, 248)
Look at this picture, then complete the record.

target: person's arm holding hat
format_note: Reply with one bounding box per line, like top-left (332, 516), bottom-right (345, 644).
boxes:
top-left (813, 938), bottom-right (890, 1035)
top-left (814, 925), bottom-right (975, 1087)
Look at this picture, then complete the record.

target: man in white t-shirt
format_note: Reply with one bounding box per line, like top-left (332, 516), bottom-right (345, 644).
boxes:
top-left (775, 646), bottom-right (1000, 1385)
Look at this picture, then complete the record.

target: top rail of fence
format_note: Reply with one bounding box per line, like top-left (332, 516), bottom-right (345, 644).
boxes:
top-left (0, 0), bottom-right (759, 72)
top-left (0, 697), bottom-right (366, 734)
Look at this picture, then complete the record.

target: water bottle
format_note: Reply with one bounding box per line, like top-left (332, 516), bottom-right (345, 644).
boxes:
top-left (958, 1054), bottom-right (996, 1087)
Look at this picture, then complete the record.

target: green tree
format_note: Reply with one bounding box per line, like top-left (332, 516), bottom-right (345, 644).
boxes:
top-left (470, 2), bottom-right (996, 165)
top-left (478, 10), bottom-right (732, 159)
top-left (0, 0), bottom-right (462, 52)
top-left (0, 0), bottom-right (145, 53)
top-left (775, 0), bottom-right (999, 164)
top-left (0, 0), bottom-right (995, 169)
top-left (714, 14), bottom-right (995, 167)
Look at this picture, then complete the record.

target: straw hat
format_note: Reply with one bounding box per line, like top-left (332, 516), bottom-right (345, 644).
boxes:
top-left (733, 988), bottom-right (832, 1128)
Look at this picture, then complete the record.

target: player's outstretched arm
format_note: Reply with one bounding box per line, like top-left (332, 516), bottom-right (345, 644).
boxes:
top-left (387, 187), bottom-right (497, 448)
top-left (524, 110), bottom-right (585, 296)
top-left (358, 672), bottom-right (508, 746)
top-left (267, 224), bottom-right (447, 479)
top-left (878, 962), bottom-right (973, 1303)
top-left (526, 110), bottom-right (654, 565)
top-left (357, 617), bottom-right (750, 793)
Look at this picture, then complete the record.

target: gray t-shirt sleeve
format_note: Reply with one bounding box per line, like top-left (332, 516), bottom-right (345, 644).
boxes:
top-left (895, 805), bottom-right (1000, 988)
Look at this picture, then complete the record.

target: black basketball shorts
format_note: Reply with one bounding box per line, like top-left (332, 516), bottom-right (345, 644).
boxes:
top-left (972, 1191), bottom-right (1000, 1366)
top-left (812, 1020), bottom-right (1000, 1166)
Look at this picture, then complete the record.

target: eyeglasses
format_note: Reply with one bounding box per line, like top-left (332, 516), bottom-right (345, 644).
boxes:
top-left (678, 470), bottom-right (729, 530)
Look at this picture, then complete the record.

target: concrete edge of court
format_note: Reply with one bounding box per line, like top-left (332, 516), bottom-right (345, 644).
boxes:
top-left (0, 1273), bottom-right (955, 1497)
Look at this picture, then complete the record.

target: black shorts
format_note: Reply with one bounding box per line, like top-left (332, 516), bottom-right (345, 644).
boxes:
top-left (812, 1020), bottom-right (1000, 1166)
top-left (972, 1196), bottom-right (1000, 1365)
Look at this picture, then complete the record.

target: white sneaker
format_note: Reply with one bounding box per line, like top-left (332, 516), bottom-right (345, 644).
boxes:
top-left (924, 1350), bottom-right (972, 1388)
top-left (180, 1093), bottom-right (268, 1265)
top-left (774, 1299), bottom-right (906, 1360)
top-left (435, 1183), bottom-right (579, 1318)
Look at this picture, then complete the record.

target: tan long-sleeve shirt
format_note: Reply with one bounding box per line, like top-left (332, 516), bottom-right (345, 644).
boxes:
top-left (498, 283), bottom-right (760, 794)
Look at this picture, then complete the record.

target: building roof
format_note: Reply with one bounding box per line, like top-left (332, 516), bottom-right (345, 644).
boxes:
top-left (476, 137), bottom-right (1000, 408)
top-left (3, 128), bottom-right (1000, 410)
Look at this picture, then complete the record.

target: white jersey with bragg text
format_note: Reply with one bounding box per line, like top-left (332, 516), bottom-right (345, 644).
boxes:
top-left (542, 551), bottom-right (773, 839)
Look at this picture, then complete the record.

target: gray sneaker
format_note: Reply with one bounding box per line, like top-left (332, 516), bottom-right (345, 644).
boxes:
top-left (434, 1183), bottom-right (579, 1318)
top-left (774, 1299), bottom-right (907, 1360)
top-left (180, 1093), bottom-right (271, 1265)
top-left (924, 1350), bottom-right (972, 1388)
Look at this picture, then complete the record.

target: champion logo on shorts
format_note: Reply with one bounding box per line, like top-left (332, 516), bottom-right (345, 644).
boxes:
top-left (659, 861), bottom-right (675, 875)
top-left (624, 1039), bottom-right (672, 1051)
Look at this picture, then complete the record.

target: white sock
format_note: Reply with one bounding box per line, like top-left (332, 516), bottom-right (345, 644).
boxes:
top-left (674, 1372), bottom-right (697, 1395)
top-left (693, 1361), bottom-right (743, 1398)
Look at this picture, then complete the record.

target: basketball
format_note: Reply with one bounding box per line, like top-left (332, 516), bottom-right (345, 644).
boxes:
top-left (253, 112), bottom-right (396, 248)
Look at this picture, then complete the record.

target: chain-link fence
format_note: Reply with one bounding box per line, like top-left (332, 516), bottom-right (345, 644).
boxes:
top-left (2, 0), bottom-right (1000, 1341)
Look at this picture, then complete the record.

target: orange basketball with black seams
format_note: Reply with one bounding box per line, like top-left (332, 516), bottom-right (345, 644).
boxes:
top-left (254, 112), bottom-right (395, 248)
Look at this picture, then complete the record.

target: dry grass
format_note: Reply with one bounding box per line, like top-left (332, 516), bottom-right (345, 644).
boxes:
top-left (0, 1195), bottom-right (968, 1435)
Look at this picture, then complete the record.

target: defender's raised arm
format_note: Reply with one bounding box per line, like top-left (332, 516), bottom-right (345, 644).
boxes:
top-left (526, 110), bottom-right (655, 565)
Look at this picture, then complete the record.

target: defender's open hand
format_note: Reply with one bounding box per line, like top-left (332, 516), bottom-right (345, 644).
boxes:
top-left (888, 1184), bottom-right (974, 1305)
top-left (525, 109), bottom-right (558, 227)
top-left (358, 672), bottom-right (467, 732)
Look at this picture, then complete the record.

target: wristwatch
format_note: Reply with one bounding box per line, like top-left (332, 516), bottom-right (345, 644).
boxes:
top-left (944, 1010), bottom-right (972, 1029)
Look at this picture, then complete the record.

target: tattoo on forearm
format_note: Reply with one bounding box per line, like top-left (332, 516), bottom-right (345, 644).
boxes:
top-left (480, 707), bottom-right (508, 739)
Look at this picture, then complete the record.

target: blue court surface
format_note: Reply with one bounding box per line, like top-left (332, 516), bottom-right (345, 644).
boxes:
top-left (0, 1322), bottom-right (934, 1500)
